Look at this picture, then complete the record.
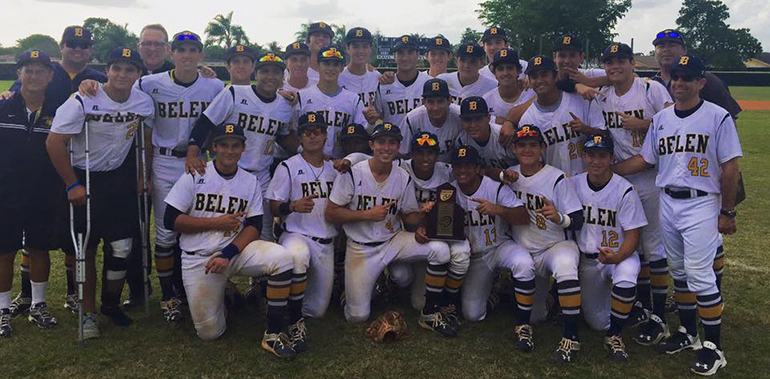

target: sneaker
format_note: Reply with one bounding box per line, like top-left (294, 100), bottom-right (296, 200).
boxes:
top-left (82, 313), bottom-right (100, 340)
top-left (0, 309), bottom-right (12, 338)
top-left (552, 337), bottom-right (581, 363)
top-left (100, 304), bottom-right (133, 327)
top-left (261, 332), bottom-right (297, 359)
top-left (288, 318), bottom-right (309, 353)
top-left (160, 297), bottom-right (184, 323)
top-left (658, 326), bottom-right (702, 354)
top-left (635, 314), bottom-right (670, 346)
top-left (604, 335), bottom-right (629, 362)
top-left (64, 293), bottom-right (79, 314)
top-left (440, 304), bottom-right (462, 330)
top-left (691, 341), bottom-right (727, 376)
top-left (665, 292), bottom-right (677, 313)
top-left (514, 324), bottom-right (534, 353)
top-left (9, 294), bottom-right (31, 318)
top-left (627, 301), bottom-right (650, 328)
top-left (419, 310), bottom-right (457, 337)
top-left (28, 302), bottom-right (58, 329)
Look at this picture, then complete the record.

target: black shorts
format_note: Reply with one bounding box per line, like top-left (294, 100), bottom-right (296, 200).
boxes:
top-left (0, 205), bottom-right (61, 253)
top-left (61, 161), bottom-right (139, 255)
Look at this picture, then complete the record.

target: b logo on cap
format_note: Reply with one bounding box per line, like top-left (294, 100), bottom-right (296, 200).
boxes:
top-left (402, 36), bottom-right (409, 44)
top-left (610, 44), bottom-right (619, 53)
top-left (308, 114), bottom-right (316, 123)
top-left (432, 82), bottom-right (440, 91)
top-left (436, 38), bottom-right (443, 45)
top-left (458, 148), bottom-right (467, 157)
top-left (593, 135), bottom-right (602, 144)
top-left (293, 42), bottom-right (300, 49)
top-left (347, 125), bottom-right (355, 134)
top-left (30, 51), bottom-right (39, 58)
top-left (236, 45), bottom-right (244, 52)
top-left (355, 29), bottom-right (363, 37)
top-left (122, 49), bottom-right (131, 58)
top-left (521, 125), bottom-right (530, 134)
top-left (679, 56), bottom-right (689, 65)
top-left (384, 124), bottom-right (392, 131)
top-left (500, 49), bottom-right (508, 57)
top-left (469, 101), bottom-right (477, 111)
top-left (74, 28), bottom-right (83, 37)
top-left (225, 125), bottom-right (234, 134)
top-left (466, 45), bottom-right (474, 54)
top-left (491, 27), bottom-right (498, 35)
top-left (534, 57), bottom-right (542, 65)
top-left (319, 22), bottom-right (327, 28)
top-left (563, 36), bottom-right (571, 45)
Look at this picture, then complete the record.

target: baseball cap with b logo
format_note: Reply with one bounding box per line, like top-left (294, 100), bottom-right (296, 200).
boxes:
top-left (653, 29), bottom-right (686, 47)
top-left (16, 50), bottom-right (53, 69)
top-left (456, 42), bottom-right (484, 59)
top-left (601, 42), bottom-right (634, 63)
top-left (346, 27), bottom-right (373, 44)
top-left (411, 132), bottom-right (440, 152)
top-left (308, 22), bottom-right (335, 39)
top-left (393, 34), bottom-right (420, 52)
top-left (422, 78), bottom-right (450, 99)
top-left (460, 97), bottom-right (490, 118)
top-left (318, 46), bottom-right (345, 62)
top-left (339, 123), bottom-right (369, 141)
top-left (171, 31), bottom-right (203, 50)
top-left (671, 55), bottom-right (706, 78)
top-left (371, 123), bottom-right (402, 141)
top-left (491, 48), bottom-right (522, 71)
top-left (481, 27), bottom-right (508, 43)
top-left (583, 132), bottom-right (614, 153)
top-left (226, 44), bottom-right (257, 63)
top-left (513, 124), bottom-right (544, 143)
top-left (451, 145), bottom-right (481, 165)
top-left (554, 34), bottom-right (583, 52)
top-left (61, 25), bottom-right (92, 44)
top-left (298, 112), bottom-right (328, 133)
top-left (255, 52), bottom-right (286, 70)
top-left (106, 47), bottom-right (143, 69)
top-left (525, 55), bottom-right (557, 75)
top-left (212, 123), bottom-right (246, 143)
top-left (427, 36), bottom-right (452, 52)
top-left (285, 42), bottom-right (311, 57)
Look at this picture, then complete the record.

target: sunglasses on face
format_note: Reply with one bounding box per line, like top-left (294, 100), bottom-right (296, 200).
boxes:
top-left (301, 128), bottom-right (325, 137)
top-left (656, 30), bottom-right (681, 40)
top-left (65, 41), bottom-right (90, 49)
top-left (671, 73), bottom-right (696, 82)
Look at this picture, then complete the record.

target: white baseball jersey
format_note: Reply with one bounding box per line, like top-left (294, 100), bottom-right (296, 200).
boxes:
top-left (641, 100), bottom-right (742, 194)
top-left (296, 85), bottom-right (366, 158)
top-left (458, 122), bottom-right (518, 169)
top-left (453, 176), bottom-right (523, 253)
top-left (137, 71), bottom-right (224, 150)
top-left (437, 71), bottom-right (498, 105)
top-left (570, 173), bottom-right (647, 254)
top-left (597, 77), bottom-right (672, 161)
top-left (482, 87), bottom-right (536, 121)
top-left (165, 161), bottom-right (263, 256)
top-left (376, 71), bottom-right (431, 126)
top-left (51, 87), bottom-right (154, 171)
top-left (479, 60), bottom-right (529, 82)
top-left (339, 67), bottom-right (381, 108)
top-left (507, 164), bottom-right (583, 254)
top-left (202, 85), bottom-right (292, 181)
top-left (519, 91), bottom-right (604, 177)
top-left (401, 159), bottom-right (454, 205)
top-left (329, 160), bottom-right (420, 243)
top-left (400, 104), bottom-right (463, 161)
top-left (266, 153), bottom-right (338, 239)
top-left (307, 67), bottom-right (320, 83)
top-left (282, 72), bottom-right (317, 92)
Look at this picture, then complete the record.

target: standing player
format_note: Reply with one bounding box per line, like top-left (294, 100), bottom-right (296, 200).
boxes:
top-left (426, 36), bottom-right (452, 78)
top-left (305, 22), bottom-right (335, 83)
top-left (519, 55), bottom-right (604, 177)
top-left (552, 34), bottom-right (607, 94)
top-left (376, 35), bottom-right (431, 126)
top-left (399, 78), bottom-right (463, 162)
top-left (572, 133), bottom-right (646, 362)
top-left (437, 43), bottom-right (497, 105)
top-left (482, 48), bottom-right (535, 124)
top-left (224, 44), bottom-right (257, 85)
top-left (478, 27), bottom-right (528, 83)
top-left (339, 27), bottom-right (381, 110)
top-left (47, 47), bottom-right (154, 338)
top-left (457, 97), bottom-right (518, 169)
top-left (164, 123), bottom-right (297, 359)
top-left (326, 123), bottom-right (455, 336)
top-left (339, 123), bottom-right (372, 156)
top-left (506, 125), bottom-right (585, 363)
top-left (283, 42), bottom-right (316, 92)
top-left (613, 56), bottom-right (741, 376)
top-left (593, 42), bottom-right (674, 344)
top-left (137, 31), bottom-right (225, 323)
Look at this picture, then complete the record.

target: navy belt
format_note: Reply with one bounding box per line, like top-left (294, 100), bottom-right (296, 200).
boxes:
top-left (158, 147), bottom-right (187, 158)
top-left (664, 188), bottom-right (708, 199)
top-left (312, 236), bottom-right (334, 245)
top-left (352, 239), bottom-right (386, 247)
top-left (583, 252), bottom-right (599, 259)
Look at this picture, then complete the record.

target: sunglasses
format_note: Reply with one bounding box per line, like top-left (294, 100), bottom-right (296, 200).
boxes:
top-left (259, 54), bottom-right (284, 63)
top-left (515, 128), bottom-right (538, 138)
top-left (175, 34), bottom-right (200, 42)
top-left (320, 49), bottom-right (344, 59)
top-left (301, 127), bottom-right (325, 137)
top-left (656, 30), bottom-right (681, 40)
top-left (65, 41), bottom-right (91, 49)
top-left (671, 73), bottom-right (697, 82)
top-left (414, 135), bottom-right (438, 147)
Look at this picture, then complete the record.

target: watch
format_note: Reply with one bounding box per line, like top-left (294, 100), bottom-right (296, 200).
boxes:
top-left (720, 209), bottom-right (737, 218)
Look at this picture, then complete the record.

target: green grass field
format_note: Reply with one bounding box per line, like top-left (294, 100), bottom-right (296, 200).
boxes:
top-left (1, 86), bottom-right (769, 378)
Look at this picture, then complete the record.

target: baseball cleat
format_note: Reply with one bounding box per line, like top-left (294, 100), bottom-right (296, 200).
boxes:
top-left (9, 294), bottom-right (31, 318)
top-left (691, 341), bottom-right (727, 376)
top-left (122, 297), bottom-right (144, 308)
top-left (64, 293), bottom-right (79, 314)
top-left (261, 332), bottom-right (297, 359)
top-left (658, 326), bottom-right (702, 354)
top-left (552, 337), bottom-right (581, 363)
top-left (440, 304), bottom-right (462, 330)
top-left (514, 324), bottom-right (534, 353)
top-left (100, 304), bottom-right (133, 327)
top-left (604, 335), bottom-right (629, 362)
top-left (0, 309), bottom-right (12, 338)
top-left (82, 313), bottom-right (100, 340)
top-left (627, 301), bottom-right (650, 328)
top-left (28, 302), bottom-right (58, 329)
top-left (419, 310), bottom-right (457, 337)
top-left (160, 297), bottom-right (184, 323)
top-left (635, 314), bottom-right (670, 346)
top-left (288, 318), bottom-right (309, 353)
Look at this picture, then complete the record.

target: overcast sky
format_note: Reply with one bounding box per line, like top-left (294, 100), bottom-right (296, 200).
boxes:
top-left (0, 0), bottom-right (767, 55)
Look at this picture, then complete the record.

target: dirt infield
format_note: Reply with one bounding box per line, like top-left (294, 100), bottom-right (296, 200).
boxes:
top-left (738, 100), bottom-right (770, 111)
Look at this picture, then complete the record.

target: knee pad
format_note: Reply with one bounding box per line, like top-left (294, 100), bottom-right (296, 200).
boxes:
top-left (110, 238), bottom-right (132, 259)
top-left (105, 239), bottom-right (132, 280)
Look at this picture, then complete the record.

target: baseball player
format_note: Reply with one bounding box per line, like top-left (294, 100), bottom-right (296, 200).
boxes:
top-left (437, 42), bottom-right (497, 105)
top-left (224, 44), bottom-right (257, 85)
top-left (164, 123), bottom-right (297, 359)
top-left (339, 27), bottom-right (381, 109)
top-left (375, 35), bottom-right (431, 127)
top-left (296, 46), bottom-right (368, 158)
top-left (282, 42), bottom-right (317, 92)
top-left (137, 30), bottom-right (225, 323)
top-left (339, 123), bottom-right (372, 156)
top-left (305, 22), bottom-right (335, 83)
top-left (47, 47), bottom-right (154, 338)
top-left (187, 52), bottom-right (297, 243)
top-left (478, 27), bottom-right (528, 82)
top-left (552, 34), bottom-right (608, 94)
top-left (0, 51), bottom-right (62, 337)
top-left (399, 78), bottom-right (463, 162)
top-left (571, 133), bottom-right (647, 362)
top-left (506, 124), bottom-right (585, 363)
top-left (482, 48), bottom-right (535, 124)
top-left (426, 36), bottom-right (453, 78)
top-left (613, 55), bottom-right (741, 376)
top-left (519, 55), bottom-right (604, 177)
top-left (457, 97), bottom-right (518, 170)
top-left (326, 123), bottom-right (455, 336)
top-left (593, 42), bottom-right (674, 345)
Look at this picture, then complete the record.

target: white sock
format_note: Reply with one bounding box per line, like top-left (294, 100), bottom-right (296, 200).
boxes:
top-left (31, 281), bottom-right (48, 306)
top-left (0, 291), bottom-right (10, 310)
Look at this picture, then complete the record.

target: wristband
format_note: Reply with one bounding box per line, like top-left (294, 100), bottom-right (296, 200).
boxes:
top-left (499, 171), bottom-right (505, 182)
top-left (66, 181), bottom-right (81, 192)
top-left (278, 202), bottom-right (292, 216)
top-left (220, 243), bottom-right (240, 260)
top-left (557, 213), bottom-right (572, 228)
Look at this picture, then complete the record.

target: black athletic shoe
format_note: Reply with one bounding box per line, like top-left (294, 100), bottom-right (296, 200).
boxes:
top-left (634, 314), bottom-right (670, 346)
top-left (440, 304), bottom-right (462, 330)
top-left (100, 305), bottom-right (133, 327)
top-left (627, 301), bottom-right (650, 328)
top-left (605, 335), bottom-right (629, 362)
top-left (514, 324), bottom-right (534, 353)
top-left (9, 294), bottom-right (31, 318)
top-left (262, 332), bottom-right (297, 359)
top-left (658, 326), bottom-right (702, 355)
top-left (288, 318), bottom-right (309, 353)
top-left (419, 311), bottom-right (457, 337)
top-left (0, 309), bottom-right (12, 338)
top-left (552, 337), bottom-right (580, 363)
top-left (691, 341), bottom-right (727, 376)
top-left (28, 302), bottom-right (58, 329)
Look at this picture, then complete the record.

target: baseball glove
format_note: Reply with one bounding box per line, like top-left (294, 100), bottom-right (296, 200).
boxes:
top-left (365, 310), bottom-right (408, 343)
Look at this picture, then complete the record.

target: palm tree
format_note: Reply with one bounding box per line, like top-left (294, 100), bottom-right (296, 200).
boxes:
top-left (205, 11), bottom-right (250, 49)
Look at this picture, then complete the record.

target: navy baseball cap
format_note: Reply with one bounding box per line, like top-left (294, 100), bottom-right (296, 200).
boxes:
top-left (298, 112), bottom-right (328, 133)
top-left (285, 42), bottom-right (311, 57)
top-left (171, 31), bottom-right (203, 50)
top-left (671, 55), bottom-right (706, 78)
top-left (106, 47), bottom-right (143, 70)
top-left (554, 34), bottom-right (583, 52)
top-left (16, 50), bottom-right (52, 69)
top-left (601, 42), bottom-right (634, 63)
top-left (61, 26), bottom-right (92, 44)
top-left (255, 52), bottom-right (286, 70)
top-left (346, 27), bottom-right (372, 44)
top-left (226, 44), bottom-right (257, 63)
top-left (370, 123), bottom-right (402, 141)
top-left (460, 97), bottom-right (490, 118)
top-left (653, 29), bottom-right (686, 47)
top-left (422, 78), bottom-right (450, 98)
top-left (491, 48), bottom-right (522, 71)
top-left (411, 132), bottom-right (440, 152)
top-left (393, 35), bottom-right (420, 52)
top-left (308, 22), bottom-right (335, 39)
top-left (583, 132), bottom-right (614, 153)
top-left (427, 36), bottom-right (452, 52)
top-left (525, 55), bottom-right (557, 75)
top-left (318, 46), bottom-right (345, 62)
top-left (457, 42), bottom-right (484, 59)
top-left (513, 124), bottom-right (544, 143)
top-left (339, 123), bottom-right (369, 141)
top-left (212, 123), bottom-right (246, 143)
top-left (451, 145), bottom-right (481, 165)
top-left (481, 27), bottom-right (508, 43)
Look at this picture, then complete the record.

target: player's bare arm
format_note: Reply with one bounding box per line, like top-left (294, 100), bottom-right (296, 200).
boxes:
top-left (499, 97), bottom-right (534, 143)
top-left (46, 132), bottom-right (86, 206)
top-left (719, 157), bottom-right (740, 235)
top-left (598, 227), bottom-right (641, 265)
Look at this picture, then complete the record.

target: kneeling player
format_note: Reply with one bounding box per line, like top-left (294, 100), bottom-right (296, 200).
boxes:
top-left (572, 134), bottom-right (646, 361)
top-left (164, 123), bottom-right (296, 359)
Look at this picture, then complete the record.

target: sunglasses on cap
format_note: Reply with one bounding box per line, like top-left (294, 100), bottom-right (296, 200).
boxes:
top-left (175, 33), bottom-right (200, 42)
top-left (516, 128), bottom-right (538, 138)
top-left (65, 41), bottom-right (90, 49)
top-left (656, 30), bottom-right (681, 40)
top-left (301, 127), bottom-right (326, 137)
top-left (671, 73), bottom-right (697, 82)
top-left (321, 49), bottom-right (344, 59)
top-left (259, 54), bottom-right (284, 63)
top-left (415, 134), bottom-right (438, 147)
top-left (583, 135), bottom-right (609, 149)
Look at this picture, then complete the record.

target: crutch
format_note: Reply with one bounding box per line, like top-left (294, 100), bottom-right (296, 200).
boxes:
top-left (135, 120), bottom-right (151, 318)
top-left (69, 120), bottom-right (91, 346)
